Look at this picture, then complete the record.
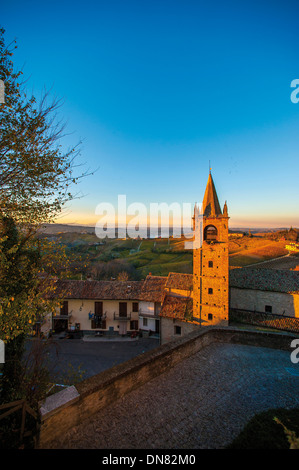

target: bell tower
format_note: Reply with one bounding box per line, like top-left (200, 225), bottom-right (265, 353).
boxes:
top-left (193, 171), bottom-right (229, 326)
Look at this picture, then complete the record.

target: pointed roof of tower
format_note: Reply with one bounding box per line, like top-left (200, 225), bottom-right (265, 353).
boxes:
top-left (202, 171), bottom-right (222, 217)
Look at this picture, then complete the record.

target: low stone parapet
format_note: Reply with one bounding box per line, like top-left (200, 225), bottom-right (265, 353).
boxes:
top-left (37, 326), bottom-right (297, 448)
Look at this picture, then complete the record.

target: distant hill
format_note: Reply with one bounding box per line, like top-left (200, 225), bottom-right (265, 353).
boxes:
top-left (39, 224), bottom-right (96, 234)
top-left (230, 227), bottom-right (297, 234)
top-left (35, 226), bottom-right (299, 280)
top-left (40, 223), bottom-right (297, 236)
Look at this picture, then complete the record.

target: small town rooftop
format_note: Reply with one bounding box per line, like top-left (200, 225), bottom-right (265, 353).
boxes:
top-left (229, 268), bottom-right (299, 294)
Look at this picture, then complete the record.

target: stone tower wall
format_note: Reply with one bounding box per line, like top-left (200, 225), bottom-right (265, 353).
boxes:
top-left (193, 208), bottom-right (229, 326)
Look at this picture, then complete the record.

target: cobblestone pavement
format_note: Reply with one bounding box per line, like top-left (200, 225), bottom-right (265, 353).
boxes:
top-left (46, 343), bottom-right (299, 449)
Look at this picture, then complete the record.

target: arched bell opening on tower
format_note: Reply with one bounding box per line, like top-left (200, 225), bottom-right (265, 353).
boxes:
top-left (204, 225), bottom-right (218, 242)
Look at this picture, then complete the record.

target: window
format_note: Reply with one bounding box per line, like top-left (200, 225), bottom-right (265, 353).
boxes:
top-left (204, 225), bottom-right (217, 242)
top-left (154, 302), bottom-right (161, 315)
top-left (208, 261), bottom-right (213, 268)
top-left (265, 305), bottom-right (272, 313)
top-left (132, 302), bottom-right (139, 313)
top-left (208, 288), bottom-right (213, 294)
top-left (143, 318), bottom-right (148, 327)
top-left (174, 326), bottom-right (181, 335)
top-left (95, 301), bottom-right (103, 315)
top-left (208, 314), bottom-right (213, 320)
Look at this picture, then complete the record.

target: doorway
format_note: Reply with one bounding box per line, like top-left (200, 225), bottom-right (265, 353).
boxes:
top-left (53, 319), bottom-right (68, 333)
top-left (119, 322), bottom-right (127, 335)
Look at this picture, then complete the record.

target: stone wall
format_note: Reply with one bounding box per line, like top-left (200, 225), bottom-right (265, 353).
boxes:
top-left (230, 287), bottom-right (299, 317)
top-left (160, 317), bottom-right (201, 344)
top-left (193, 211), bottom-right (229, 326)
top-left (38, 326), bottom-right (298, 448)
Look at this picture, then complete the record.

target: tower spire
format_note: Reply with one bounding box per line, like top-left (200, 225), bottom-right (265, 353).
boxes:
top-left (202, 171), bottom-right (222, 217)
top-left (223, 200), bottom-right (228, 217)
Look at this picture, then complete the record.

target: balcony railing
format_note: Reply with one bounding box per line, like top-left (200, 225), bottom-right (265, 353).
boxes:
top-left (89, 312), bottom-right (107, 320)
top-left (53, 310), bottom-right (73, 320)
top-left (113, 312), bottom-right (132, 321)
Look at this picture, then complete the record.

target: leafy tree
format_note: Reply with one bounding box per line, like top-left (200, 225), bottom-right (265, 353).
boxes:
top-left (0, 27), bottom-right (89, 427)
top-left (0, 216), bottom-right (41, 343)
top-left (0, 216), bottom-right (72, 402)
top-left (0, 27), bottom-right (89, 226)
top-left (0, 216), bottom-right (73, 344)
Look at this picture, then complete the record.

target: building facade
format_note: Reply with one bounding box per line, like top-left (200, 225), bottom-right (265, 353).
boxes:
top-left (48, 280), bottom-right (143, 337)
top-left (43, 276), bottom-right (167, 337)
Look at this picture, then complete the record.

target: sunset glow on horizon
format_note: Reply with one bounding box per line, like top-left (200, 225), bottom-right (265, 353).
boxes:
top-left (2, 0), bottom-right (299, 231)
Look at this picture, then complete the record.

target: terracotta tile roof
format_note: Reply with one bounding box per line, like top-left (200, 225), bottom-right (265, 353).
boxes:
top-left (165, 272), bottom-right (193, 291)
top-left (139, 275), bottom-right (167, 302)
top-left (160, 294), bottom-right (193, 320)
top-left (229, 268), bottom-right (299, 294)
top-left (52, 279), bottom-right (144, 300)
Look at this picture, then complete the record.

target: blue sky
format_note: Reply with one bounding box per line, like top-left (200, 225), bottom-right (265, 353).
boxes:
top-left (2, 0), bottom-right (299, 228)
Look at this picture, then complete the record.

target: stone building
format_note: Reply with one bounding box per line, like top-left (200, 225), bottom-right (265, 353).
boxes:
top-left (159, 171), bottom-right (230, 342)
top-left (159, 273), bottom-right (196, 344)
top-left (138, 275), bottom-right (167, 335)
top-left (192, 171), bottom-right (229, 326)
top-left (159, 172), bottom-right (299, 342)
top-left (229, 267), bottom-right (299, 317)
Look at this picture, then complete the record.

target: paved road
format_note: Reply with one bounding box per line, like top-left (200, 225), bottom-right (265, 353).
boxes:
top-left (25, 337), bottom-right (160, 384)
top-left (45, 342), bottom-right (299, 449)
top-left (244, 254), bottom-right (299, 270)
